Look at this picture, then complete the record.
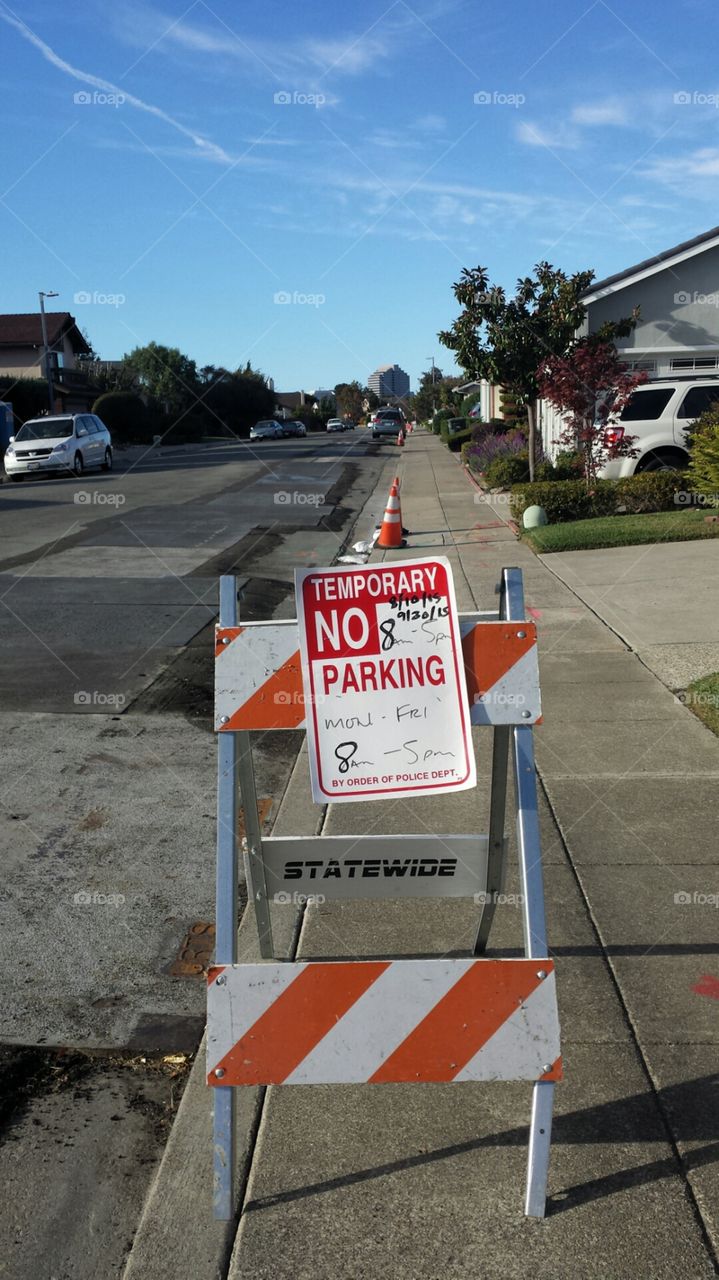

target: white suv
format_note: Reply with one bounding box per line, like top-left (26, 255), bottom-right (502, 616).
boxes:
top-left (5, 413), bottom-right (112, 481)
top-left (601, 378), bottom-right (719, 477)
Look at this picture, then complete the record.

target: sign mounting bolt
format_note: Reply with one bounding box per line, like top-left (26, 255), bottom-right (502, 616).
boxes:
top-left (516, 630), bottom-right (526, 638)
top-left (214, 1067), bottom-right (225, 1078)
top-left (536, 969), bottom-right (547, 980)
top-left (220, 716), bottom-right (230, 724)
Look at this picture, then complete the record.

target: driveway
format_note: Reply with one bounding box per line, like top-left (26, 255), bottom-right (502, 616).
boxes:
top-left (540, 540), bottom-right (719, 688)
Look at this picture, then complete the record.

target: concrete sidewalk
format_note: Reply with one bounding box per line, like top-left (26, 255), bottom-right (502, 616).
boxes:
top-left (124, 431), bottom-right (719, 1280)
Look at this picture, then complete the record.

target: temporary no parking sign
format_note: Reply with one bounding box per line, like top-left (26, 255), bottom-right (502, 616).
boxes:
top-left (295, 557), bottom-right (476, 804)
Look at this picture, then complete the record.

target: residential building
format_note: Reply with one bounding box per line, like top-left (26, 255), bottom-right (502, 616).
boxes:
top-left (540, 224), bottom-right (719, 456)
top-left (274, 390), bottom-right (308, 419)
top-left (0, 312), bottom-right (95, 412)
top-left (368, 364), bottom-right (410, 400)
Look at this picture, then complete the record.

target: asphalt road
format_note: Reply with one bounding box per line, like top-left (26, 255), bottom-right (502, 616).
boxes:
top-left (0, 433), bottom-right (384, 713)
top-left (0, 430), bottom-right (394, 1280)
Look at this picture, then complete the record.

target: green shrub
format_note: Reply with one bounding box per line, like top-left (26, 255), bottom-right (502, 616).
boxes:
top-left (485, 453), bottom-right (532, 487)
top-left (0, 376), bottom-right (54, 428)
top-left (510, 479), bottom-right (617, 523)
top-left (615, 472), bottom-right (690, 513)
top-left (92, 391), bottom-right (153, 442)
top-left (441, 425), bottom-right (474, 453)
top-left (553, 450), bottom-right (584, 480)
top-left (688, 408), bottom-right (719, 503)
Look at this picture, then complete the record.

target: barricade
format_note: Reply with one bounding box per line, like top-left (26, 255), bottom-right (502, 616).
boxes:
top-left (209, 566), bottom-right (560, 1221)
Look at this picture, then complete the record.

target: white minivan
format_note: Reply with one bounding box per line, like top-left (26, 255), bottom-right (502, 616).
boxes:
top-left (4, 413), bottom-right (113, 481)
top-left (601, 377), bottom-right (719, 477)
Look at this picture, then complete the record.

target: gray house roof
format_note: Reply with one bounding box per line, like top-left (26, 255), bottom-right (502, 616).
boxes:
top-left (583, 225), bottom-right (719, 302)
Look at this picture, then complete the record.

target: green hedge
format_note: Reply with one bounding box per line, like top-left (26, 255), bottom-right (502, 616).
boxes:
top-left (440, 423), bottom-right (474, 453)
top-left (510, 472), bottom-right (692, 523)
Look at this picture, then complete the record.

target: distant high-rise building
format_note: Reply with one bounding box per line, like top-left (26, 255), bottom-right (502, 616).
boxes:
top-left (368, 363), bottom-right (410, 400)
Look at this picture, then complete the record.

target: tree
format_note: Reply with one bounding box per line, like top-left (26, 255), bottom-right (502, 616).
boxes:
top-left (412, 370), bottom-right (461, 422)
top-left (440, 262), bottom-right (614, 480)
top-left (334, 380), bottom-right (364, 420)
top-left (123, 342), bottom-right (198, 417)
top-left (200, 366), bottom-right (274, 436)
top-left (92, 391), bottom-right (152, 442)
top-left (537, 339), bottom-right (647, 484)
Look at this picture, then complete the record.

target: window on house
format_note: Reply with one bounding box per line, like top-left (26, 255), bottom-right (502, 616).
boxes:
top-left (670, 356), bottom-right (719, 371)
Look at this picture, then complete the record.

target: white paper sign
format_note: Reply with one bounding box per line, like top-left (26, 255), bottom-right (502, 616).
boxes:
top-left (295, 557), bottom-right (476, 804)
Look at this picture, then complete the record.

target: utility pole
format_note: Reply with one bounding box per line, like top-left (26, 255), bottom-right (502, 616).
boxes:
top-left (39, 291), bottom-right (59, 413)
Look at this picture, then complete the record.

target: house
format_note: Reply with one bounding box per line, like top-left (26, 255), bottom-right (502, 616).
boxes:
top-left (274, 390), bottom-right (309, 419)
top-left (540, 224), bottom-right (719, 455)
top-left (0, 312), bottom-right (96, 413)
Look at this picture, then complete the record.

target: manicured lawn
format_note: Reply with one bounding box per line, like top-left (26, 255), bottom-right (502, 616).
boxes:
top-left (522, 508), bottom-right (719, 553)
top-left (683, 672), bottom-right (719, 738)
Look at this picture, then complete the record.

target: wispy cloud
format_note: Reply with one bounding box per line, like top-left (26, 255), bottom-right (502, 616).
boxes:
top-left (571, 98), bottom-right (628, 126)
top-left (515, 119), bottom-right (580, 150)
top-left (0, 8), bottom-right (232, 164)
top-left (113, 3), bottom-right (397, 83)
top-left (642, 147), bottom-right (719, 185)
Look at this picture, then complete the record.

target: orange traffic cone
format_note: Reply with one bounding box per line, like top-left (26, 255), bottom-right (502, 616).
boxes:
top-left (397, 430), bottom-right (404, 447)
top-left (376, 489), bottom-right (404, 548)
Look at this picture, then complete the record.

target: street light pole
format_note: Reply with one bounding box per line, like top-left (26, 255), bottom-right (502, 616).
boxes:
top-left (39, 291), bottom-right (59, 413)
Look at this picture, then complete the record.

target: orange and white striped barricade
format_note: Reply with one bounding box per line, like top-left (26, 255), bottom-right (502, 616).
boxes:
top-left (211, 566), bottom-right (558, 1221)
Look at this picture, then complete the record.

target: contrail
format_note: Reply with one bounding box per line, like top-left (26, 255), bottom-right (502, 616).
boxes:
top-left (0, 7), bottom-right (232, 164)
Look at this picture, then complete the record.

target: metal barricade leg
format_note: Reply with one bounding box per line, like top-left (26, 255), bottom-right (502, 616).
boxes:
top-left (502, 566), bottom-right (555, 1219)
top-left (214, 665), bottom-right (239, 1220)
top-left (213, 575), bottom-right (273, 1219)
top-left (525, 1080), bottom-right (555, 1218)
top-left (473, 724), bottom-right (509, 954)
top-left (513, 722), bottom-right (554, 1218)
top-left (237, 729), bottom-right (274, 959)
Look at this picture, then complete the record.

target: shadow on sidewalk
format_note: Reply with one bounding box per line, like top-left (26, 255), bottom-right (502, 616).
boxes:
top-left (243, 1072), bottom-right (719, 1219)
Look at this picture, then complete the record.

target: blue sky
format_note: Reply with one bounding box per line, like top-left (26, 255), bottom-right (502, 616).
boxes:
top-left (1, 0), bottom-right (718, 391)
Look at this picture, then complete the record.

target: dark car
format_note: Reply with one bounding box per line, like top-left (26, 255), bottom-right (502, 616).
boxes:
top-left (279, 420), bottom-right (307, 437)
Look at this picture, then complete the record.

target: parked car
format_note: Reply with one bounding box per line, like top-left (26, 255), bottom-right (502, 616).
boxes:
top-left (278, 420), bottom-right (307, 437)
top-left (371, 407), bottom-right (406, 441)
top-left (600, 377), bottom-right (719, 477)
top-left (4, 413), bottom-right (112, 481)
top-left (326, 419), bottom-right (345, 433)
top-left (249, 420), bottom-right (283, 441)
top-left (342, 420), bottom-right (356, 431)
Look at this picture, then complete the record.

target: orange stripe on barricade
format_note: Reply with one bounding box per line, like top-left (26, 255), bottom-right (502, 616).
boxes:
top-left (212, 961), bottom-right (389, 1085)
top-left (369, 960), bottom-right (543, 1083)
top-left (540, 1056), bottom-right (563, 1082)
top-left (462, 623), bottom-right (536, 706)
top-left (215, 626), bottom-right (244, 659)
top-left (220, 651), bottom-right (305, 730)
